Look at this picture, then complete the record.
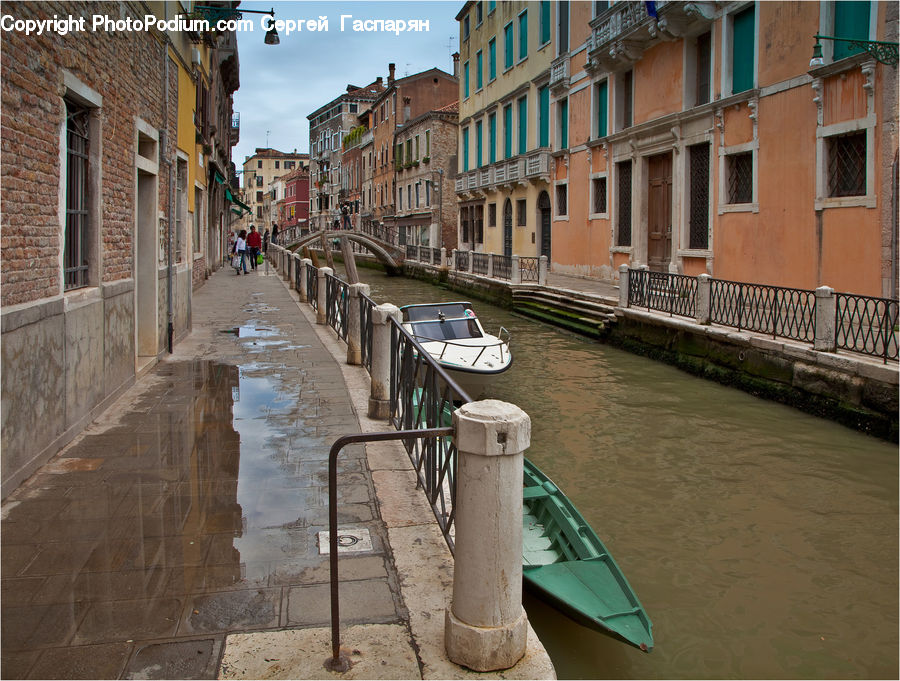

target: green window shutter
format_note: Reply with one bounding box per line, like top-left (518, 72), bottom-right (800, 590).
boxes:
top-left (540, 1), bottom-right (551, 44)
top-left (597, 80), bottom-right (608, 138)
top-left (489, 113), bottom-right (497, 164)
top-left (538, 86), bottom-right (549, 148)
top-left (463, 127), bottom-right (471, 171)
top-left (504, 23), bottom-right (514, 68)
top-left (477, 51), bottom-right (483, 89)
top-left (489, 38), bottom-right (496, 80)
top-left (731, 6), bottom-right (754, 94)
top-left (464, 61), bottom-right (470, 98)
top-left (476, 121), bottom-right (483, 168)
top-left (560, 99), bottom-right (568, 149)
top-left (504, 105), bottom-right (513, 159)
top-left (519, 11), bottom-right (528, 60)
top-left (834, 1), bottom-right (870, 60)
top-left (518, 96), bottom-right (527, 155)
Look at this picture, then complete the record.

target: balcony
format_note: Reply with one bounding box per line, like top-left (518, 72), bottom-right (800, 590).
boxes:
top-left (549, 56), bottom-right (570, 95)
top-left (454, 150), bottom-right (551, 196)
top-left (230, 112), bottom-right (240, 146)
top-left (587, 1), bottom-right (716, 72)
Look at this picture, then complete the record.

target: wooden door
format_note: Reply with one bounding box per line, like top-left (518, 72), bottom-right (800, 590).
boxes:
top-left (647, 153), bottom-right (672, 272)
top-left (503, 199), bottom-right (513, 256)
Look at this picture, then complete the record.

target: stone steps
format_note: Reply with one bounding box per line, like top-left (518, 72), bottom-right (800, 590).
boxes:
top-left (511, 288), bottom-right (618, 339)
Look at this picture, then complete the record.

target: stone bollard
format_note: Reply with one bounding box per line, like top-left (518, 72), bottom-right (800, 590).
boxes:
top-left (451, 249), bottom-right (458, 271)
top-left (487, 253), bottom-right (494, 279)
top-left (511, 255), bottom-right (521, 285)
top-left (446, 400), bottom-right (530, 672)
top-left (317, 267), bottom-right (332, 325)
top-left (368, 303), bottom-right (400, 419)
top-left (695, 274), bottom-right (712, 324)
top-left (618, 264), bottom-right (630, 308)
top-left (814, 286), bottom-right (836, 352)
top-left (440, 247), bottom-right (447, 268)
top-left (538, 255), bottom-right (548, 286)
top-left (298, 258), bottom-right (311, 303)
top-left (468, 251), bottom-right (475, 275)
top-left (346, 283), bottom-right (371, 365)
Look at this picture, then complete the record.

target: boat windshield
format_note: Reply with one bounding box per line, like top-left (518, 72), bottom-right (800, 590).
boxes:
top-left (408, 318), bottom-right (482, 341)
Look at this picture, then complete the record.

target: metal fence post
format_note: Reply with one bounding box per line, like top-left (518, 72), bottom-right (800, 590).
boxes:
top-left (299, 258), bottom-right (311, 303)
top-left (696, 274), bottom-right (711, 324)
top-left (369, 303), bottom-right (400, 419)
top-left (538, 256), bottom-right (548, 286)
top-left (814, 285), bottom-right (836, 352)
top-left (317, 267), bottom-right (332, 325)
top-left (618, 264), bottom-right (630, 308)
top-left (446, 400), bottom-right (530, 671)
top-left (346, 283), bottom-right (370, 365)
top-left (511, 255), bottom-right (521, 285)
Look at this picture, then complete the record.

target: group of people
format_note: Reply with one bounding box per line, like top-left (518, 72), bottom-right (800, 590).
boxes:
top-left (230, 223), bottom-right (277, 274)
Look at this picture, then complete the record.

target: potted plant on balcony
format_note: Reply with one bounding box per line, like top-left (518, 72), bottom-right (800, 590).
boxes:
top-left (422, 156), bottom-right (430, 164)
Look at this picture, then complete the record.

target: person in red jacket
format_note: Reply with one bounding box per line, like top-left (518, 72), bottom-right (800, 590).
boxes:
top-left (246, 225), bottom-right (263, 271)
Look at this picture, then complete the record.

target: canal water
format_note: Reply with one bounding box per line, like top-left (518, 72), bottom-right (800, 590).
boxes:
top-left (349, 266), bottom-right (898, 679)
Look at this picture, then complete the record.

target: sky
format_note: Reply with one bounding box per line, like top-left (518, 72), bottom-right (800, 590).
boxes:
top-left (232, 0), bottom-right (463, 165)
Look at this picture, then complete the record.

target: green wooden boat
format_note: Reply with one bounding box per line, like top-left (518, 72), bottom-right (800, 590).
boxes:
top-left (522, 459), bottom-right (654, 651)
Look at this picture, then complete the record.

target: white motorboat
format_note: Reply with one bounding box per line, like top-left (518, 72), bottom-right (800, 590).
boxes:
top-left (400, 302), bottom-right (512, 399)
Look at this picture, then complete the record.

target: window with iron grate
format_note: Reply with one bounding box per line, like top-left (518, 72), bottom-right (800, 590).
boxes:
top-left (488, 202), bottom-right (497, 227)
top-left (556, 184), bottom-right (567, 216)
top-left (689, 143), bottom-right (710, 249)
top-left (617, 161), bottom-right (632, 246)
top-left (517, 199), bottom-right (527, 226)
top-left (727, 151), bottom-right (753, 204)
top-left (827, 131), bottom-right (866, 197)
top-left (592, 177), bottom-right (607, 215)
top-left (64, 97), bottom-right (91, 291)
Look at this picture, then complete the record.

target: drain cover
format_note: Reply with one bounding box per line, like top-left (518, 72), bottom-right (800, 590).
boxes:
top-left (317, 528), bottom-right (374, 555)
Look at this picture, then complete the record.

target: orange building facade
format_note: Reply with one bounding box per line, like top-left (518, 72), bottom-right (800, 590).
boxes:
top-left (540, 0), bottom-right (896, 298)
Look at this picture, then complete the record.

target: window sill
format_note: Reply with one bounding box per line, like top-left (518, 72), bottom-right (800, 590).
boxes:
top-left (588, 212), bottom-right (609, 220)
top-left (611, 246), bottom-right (632, 254)
top-left (815, 195), bottom-right (877, 210)
top-left (718, 202), bottom-right (759, 214)
top-left (553, 215), bottom-right (569, 221)
top-left (677, 249), bottom-right (713, 258)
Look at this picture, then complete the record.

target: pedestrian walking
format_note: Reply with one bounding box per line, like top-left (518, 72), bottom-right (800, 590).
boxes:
top-left (233, 229), bottom-right (248, 274)
top-left (247, 225), bottom-right (262, 271)
top-left (271, 223), bottom-right (279, 245)
top-left (263, 228), bottom-right (270, 254)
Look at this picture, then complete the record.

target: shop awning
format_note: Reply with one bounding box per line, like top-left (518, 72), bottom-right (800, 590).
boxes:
top-left (214, 170), bottom-right (227, 185)
top-left (225, 187), bottom-right (251, 215)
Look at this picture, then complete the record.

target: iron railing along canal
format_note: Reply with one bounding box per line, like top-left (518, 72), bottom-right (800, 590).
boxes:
top-left (359, 291), bottom-right (376, 373)
top-left (306, 262), bottom-right (319, 311)
top-left (835, 293), bottom-right (899, 362)
top-left (709, 279), bottom-right (816, 343)
top-left (519, 256), bottom-right (540, 282)
top-left (629, 269), bottom-right (698, 318)
top-left (325, 272), bottom-right (349, 341)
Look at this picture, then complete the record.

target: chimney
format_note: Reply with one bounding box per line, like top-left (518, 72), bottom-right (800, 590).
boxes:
top-left (388, 63), bottom-right (396, 85)
top-left (375, 76), bottom-right (383, 87)
top-left (452, 52), bottom-right (460, 78)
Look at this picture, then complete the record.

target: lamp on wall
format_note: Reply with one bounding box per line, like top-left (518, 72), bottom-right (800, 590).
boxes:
top-left (192, 6), bottom-right (280, 45)
top-left (809, 34), bottom-right (898, 68)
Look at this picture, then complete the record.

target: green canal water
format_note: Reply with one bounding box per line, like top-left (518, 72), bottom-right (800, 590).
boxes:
top-left (350, 266), bottom-right (898, 679)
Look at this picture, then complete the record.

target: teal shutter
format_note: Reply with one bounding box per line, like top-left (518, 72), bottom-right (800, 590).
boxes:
top-left (489, 38), bottom-right (496, 80)
top-left (464, 61), bottom-right (470, 98)
top-left (538, 86), bottom-right (549, 148)
top-left (540, 1), bottom-right (551, 44)
top-left (731, 6), bottom-right (754, 94)
top-left (489, 113), bottom-right (497, 164)
top-left (476, 120), bottom-right (483, 168)
top-left (518, 96), bottom-right (527, 154)
top-left (504, 105), bottom-right (513, 159)
top-left (463, 127), bottom-right (469, 172)
top-left (519, 11), bottom-right (528, 60)
top-left (477, 51), bottom-right (483, 89)
top-left (834, 1), bottom-right (870, 60)
top-left (597, 80), bottom-right (608, 138)
top-left (504, 23), bottom-right (513, 68)
top-left (560, 98), bottom-right (568, 149)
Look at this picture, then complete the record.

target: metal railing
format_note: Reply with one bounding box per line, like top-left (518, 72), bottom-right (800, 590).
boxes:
top-left (629, 270), bottom-right (698, 318)
top-left (472, 252), bottom-right (490, 276)
top-left (492, 254), bottom-right (511, 281)
top-left (406, 244), bottom-right (418, 260)
top-left (307, 263), bottom-right (319, 311)
top-left (835, 293), bottom-right (899, 362)
top-left (710, 279), bottom-right (816, 342)
top-left (359, 291), bottom-right (376, 373)
top-left (520, 257), bottom-right (539, 282)
top-left (389, 319), bottom-right (472, 552)
top-left (455, 249), bottom-right (469, 272)
top-left (325, 272), bottom-right (349, 341)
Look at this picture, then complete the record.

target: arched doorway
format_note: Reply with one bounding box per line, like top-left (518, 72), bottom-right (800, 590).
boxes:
top-left (503, 199), bottom-right (513, 256)
top-left (538, 191), bottom-right (551, 260)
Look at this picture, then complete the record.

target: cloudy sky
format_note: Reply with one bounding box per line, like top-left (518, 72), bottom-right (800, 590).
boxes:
top-left (232, 0), bottom-right (462, 165)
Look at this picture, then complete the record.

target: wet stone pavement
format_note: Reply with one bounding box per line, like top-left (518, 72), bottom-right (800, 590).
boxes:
top-left (1, 265), bottom-right (404, 679)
